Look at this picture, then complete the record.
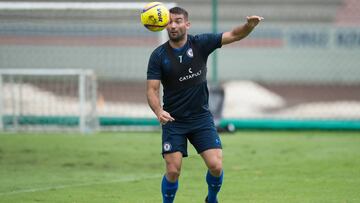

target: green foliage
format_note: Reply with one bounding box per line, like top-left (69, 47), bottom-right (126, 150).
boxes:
top-left (0, 131), bottom-right (359, 203)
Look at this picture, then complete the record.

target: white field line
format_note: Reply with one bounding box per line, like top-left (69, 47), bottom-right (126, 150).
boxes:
top-left (0, 174), bottom-right (161, 196)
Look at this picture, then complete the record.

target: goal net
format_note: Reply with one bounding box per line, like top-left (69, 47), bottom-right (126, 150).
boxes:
top-left (0, 69), bottom-right (97, 133)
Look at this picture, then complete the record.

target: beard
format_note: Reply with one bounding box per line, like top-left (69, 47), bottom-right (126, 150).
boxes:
top-left (168, 30), bottom-right (186, 42)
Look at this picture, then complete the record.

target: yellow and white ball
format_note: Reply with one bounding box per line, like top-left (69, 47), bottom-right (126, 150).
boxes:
top-left (141, 2), bottom-right (170, 32)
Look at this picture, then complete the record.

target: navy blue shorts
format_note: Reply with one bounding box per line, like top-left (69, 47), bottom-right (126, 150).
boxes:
top-left (161, 115), bottom-right (222, 157)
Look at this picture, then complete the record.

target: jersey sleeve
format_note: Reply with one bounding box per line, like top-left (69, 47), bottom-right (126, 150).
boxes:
top-left (147, 50), bottom-right (162, 80)
top-left (195, 33), bottom-right (223, 56)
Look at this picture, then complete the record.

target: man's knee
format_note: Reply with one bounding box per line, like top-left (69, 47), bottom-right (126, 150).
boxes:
top-left (164, 152), bottom-right (183, 181)
top-left (208, 160), bottom-right (222, 176)
top-left (166, 165), bottom-right (181, 181)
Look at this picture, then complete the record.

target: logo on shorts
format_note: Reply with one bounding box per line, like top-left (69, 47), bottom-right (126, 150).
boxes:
top-left (163, 142), bottom-right (172, 151)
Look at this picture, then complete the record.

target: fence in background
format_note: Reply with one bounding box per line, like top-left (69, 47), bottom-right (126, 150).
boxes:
top-left (0, 1), bottom-right (359, 131)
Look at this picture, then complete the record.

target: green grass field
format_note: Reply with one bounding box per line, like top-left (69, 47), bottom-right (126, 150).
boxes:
top-left (0, 131), bottom-right (359, 203)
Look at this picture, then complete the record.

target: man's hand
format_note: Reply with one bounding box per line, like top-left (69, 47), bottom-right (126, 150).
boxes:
top-left (156, 109), bottom-right (175, 125)
top-left (221, 15), bottom-right (264, 45)
top-left (246, 16), bottom-right (264, 28)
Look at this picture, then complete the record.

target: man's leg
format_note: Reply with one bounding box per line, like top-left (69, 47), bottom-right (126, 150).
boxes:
top-left (201, 149), bottom-right (223, 203)
top-left (162, 151), bottom-right (182, 203)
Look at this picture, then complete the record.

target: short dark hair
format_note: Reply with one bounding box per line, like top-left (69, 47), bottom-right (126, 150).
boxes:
top-left (169, 7), bottom-right (189, 21)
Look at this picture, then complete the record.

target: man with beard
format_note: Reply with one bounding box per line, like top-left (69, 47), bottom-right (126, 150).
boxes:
top-left (146, 6), bottom-right (263, 203)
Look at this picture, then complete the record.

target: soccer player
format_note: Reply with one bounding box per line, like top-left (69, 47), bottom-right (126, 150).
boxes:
top-left (146, 7), bottom-right (263, 203)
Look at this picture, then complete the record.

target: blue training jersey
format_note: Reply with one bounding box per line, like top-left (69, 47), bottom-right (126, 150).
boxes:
top-left (147, 33), bottom-right (222, 121)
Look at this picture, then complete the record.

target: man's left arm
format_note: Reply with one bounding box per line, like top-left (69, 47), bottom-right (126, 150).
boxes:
top-left (221, 15), bottom-right (264, 45)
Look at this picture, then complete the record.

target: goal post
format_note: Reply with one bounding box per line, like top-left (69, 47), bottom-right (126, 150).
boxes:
top-left (0, 69), bottom-right (97, 133)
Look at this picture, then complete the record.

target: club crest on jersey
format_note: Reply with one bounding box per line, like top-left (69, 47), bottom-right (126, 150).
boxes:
top-left (163, 142), bottom-right (172, 151)
top-left (186, 48), bottom-right (193, 58)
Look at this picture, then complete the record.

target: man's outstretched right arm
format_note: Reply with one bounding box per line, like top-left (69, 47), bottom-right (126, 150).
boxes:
top-left (221, 15), bottom-right (264, 45)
